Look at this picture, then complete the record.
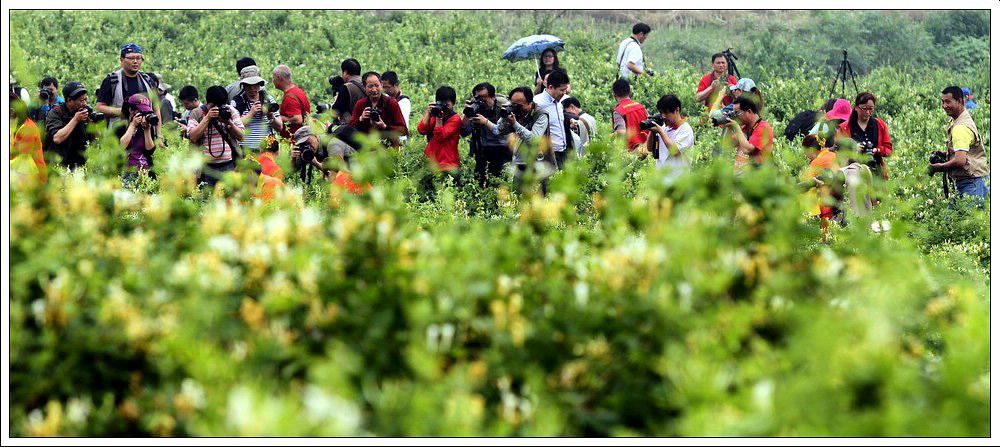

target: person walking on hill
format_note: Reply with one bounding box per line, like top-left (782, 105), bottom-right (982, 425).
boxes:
top-left (616, 23), bottom-right (651, 78)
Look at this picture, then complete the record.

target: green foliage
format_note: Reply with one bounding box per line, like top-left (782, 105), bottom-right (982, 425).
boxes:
top-left (8, 10), bottom-right (990, 437)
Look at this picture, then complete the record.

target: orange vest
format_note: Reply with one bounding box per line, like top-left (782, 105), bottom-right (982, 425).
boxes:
top-left (614, 99), bottom-right (649, 150)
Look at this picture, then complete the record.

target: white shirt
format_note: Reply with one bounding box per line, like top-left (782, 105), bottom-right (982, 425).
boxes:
top-left (655, 120), bottom-right (694, 180)
top-left (534, 90), bottom-right (568, 152)
top-left (396, 96), bottom-right (411, 141)
top-left (616, 37), bottom-right (643, 78)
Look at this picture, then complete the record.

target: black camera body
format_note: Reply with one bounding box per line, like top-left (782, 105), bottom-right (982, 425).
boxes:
top-left (430, 102), bottom-right (449, 117)
top-left (141, 111), bottom-right (160, 127)
top-left (316, 103), bottom-right (333, 114)
top-left (927, 151), bottom-right (950, 177)
top-left (299, 141), bottom-right (327, 164)
top-left (39, 89), bottom-right (52, 102)
top-left (261, 100), bottom-right (279, 116)
top-left (639, 115), bottom-right (665, 131)
top-left (463, 98), bottom-right (487, 117)
top-left (215, 106), bottom-right (232, 122)
top-left (82, 106), bottom-right (105, 122)
top-left (858, 140), bottom-right (876, 155)
top-left (368, 107), bottom-right (381, 123)
top-left (498, 103), bottom-right (520, 119)
top-left (329, 75), bottom-right (345, 93)
top-left (710, 106), bottom-right (737, 126)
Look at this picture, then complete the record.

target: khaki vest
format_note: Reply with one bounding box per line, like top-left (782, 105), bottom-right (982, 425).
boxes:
top-left (946, 110), bottom-right (989, 179)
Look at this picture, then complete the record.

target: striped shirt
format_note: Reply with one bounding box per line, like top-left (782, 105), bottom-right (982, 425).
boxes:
top-left (232, 99), bottom-right (279, 151)
top-left (187, 105), bottom-right (245, 164)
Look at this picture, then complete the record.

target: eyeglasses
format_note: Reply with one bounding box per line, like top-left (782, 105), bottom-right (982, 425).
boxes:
top-left (123, 56), bottom-right (144, 61)
top-left (857, 106), bottom-right (875, 112)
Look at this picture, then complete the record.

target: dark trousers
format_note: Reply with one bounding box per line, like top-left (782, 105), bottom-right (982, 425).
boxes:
top-left (473, 145), bottom-right (510, 186)
top-left (198, 159), bottom-right (236, 190)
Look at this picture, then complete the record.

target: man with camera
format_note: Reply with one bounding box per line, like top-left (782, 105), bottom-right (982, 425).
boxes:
top-left (29, 77), bottom-right (63, 123)
top-left (418, 86), bottom-right (463, 179)
top-left (96, 44), bottom-right (162, 141)
top-left (724, 96), bottom-right (773, 174)
top-left (534, 70), bottom-right (574, 170)
top-left (226, 57), bottom-right (259, 100)
top-left (643, 94), bottom-right (694, 181)
top-left (349, 72), bottom-right (408, 148)
top-left (616, 23), bottom-right (652, 78)
top-left (928, 86), bottom-right (989, 199)
top-left (231, 65), bottom-right (282, 153)
top-left (44, 82), bottom-right (102, 169)
top-left (330, 58), bottom-right (366, 125)
top-left (187, 86), bottom-right (245, 189)
top-left (272, 65), bottom-right (310, 141)
top-left (488, 87), bottom-right (551, 195)
top-left (612, 79), bottom-right (650, 152)
top-left (695, 53), bottom-right (738, 115)
top-left (290, 125), bottom-right (327, 175)
top-left (462, 82), bottom-right (510, 186)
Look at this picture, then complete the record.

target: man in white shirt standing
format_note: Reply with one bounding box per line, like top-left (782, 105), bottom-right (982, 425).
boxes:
top-left (381, 71), bottom-right (410, 141)
top-left (644, 94), bottom-right (694, 181)
top-left (533, 70), bottom-right (573, 171)
top-left (616, 23), bottom-right (652, 78)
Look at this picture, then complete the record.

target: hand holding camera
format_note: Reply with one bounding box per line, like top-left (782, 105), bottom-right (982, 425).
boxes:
top-left (927, 151), bottom-right (949, 176)
top-left (249, 102), bottom-right (262, 116)
top-left (428, 102), bottom-right (448, 118)
top-left (470, 114), bottom-right (489, 126)
top-left (73, 108), bottom-right (91, 124)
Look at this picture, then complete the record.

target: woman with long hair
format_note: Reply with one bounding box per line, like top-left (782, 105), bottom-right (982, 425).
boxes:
top-left (837, 91), bottom-right (893, 180)
top-left (534, 48), bottom-right (561, 94)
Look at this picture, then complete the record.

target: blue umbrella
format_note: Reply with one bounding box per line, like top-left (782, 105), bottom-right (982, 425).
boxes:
top-left (501, 34), bottom-right (565, 62)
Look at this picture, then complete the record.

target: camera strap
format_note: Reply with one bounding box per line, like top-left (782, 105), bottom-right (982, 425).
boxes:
top-left (205, 107), bottom-right (242, 160)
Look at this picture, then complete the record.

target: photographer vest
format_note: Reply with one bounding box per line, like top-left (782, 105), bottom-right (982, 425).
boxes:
top-left (945, 110), bottom-right (989, 180)
top-left (614, 99), bottom-right (649, 150)
top-left (341, 78), bottom-right (365, 123)
top-left (104, 69), bottom-right (157, 127)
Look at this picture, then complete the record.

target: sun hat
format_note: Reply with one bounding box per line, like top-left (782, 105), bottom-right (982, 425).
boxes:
top-left (152, 73), bottom-right (172, 92)
top-left (824, 98), bottom-right (852, 121)
top-left (294, 126), bottom-right (314, 146)
top-left (239, 65), bottom-right (267, 87)
top-left (730, 78), bottom-right (757, 92)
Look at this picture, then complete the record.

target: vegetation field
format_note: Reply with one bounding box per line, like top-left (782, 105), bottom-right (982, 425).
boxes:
top-left (7, 10), bottom-right (991, 436)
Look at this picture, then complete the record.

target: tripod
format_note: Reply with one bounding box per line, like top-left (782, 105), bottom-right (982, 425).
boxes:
top-left (722, 48), bottom-right (741, 79)
top-left (829, 49), bottom-right (860, 99)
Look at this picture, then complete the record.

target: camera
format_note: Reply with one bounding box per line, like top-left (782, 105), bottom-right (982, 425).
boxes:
top-left (927, 151), bottom-right (949, 176)
top-left (140, 111), bottom-right (159, 127)
top-left (173, 111), bottom-right (184, 122)
top-left (38, 89), bottom-right (52, 102)
top-left (299, 142), bottom-right (317, 163)
top-left (329, 75), bottom-right (345, 93)
top-left (497, 102), bottom-right (520, 119)
top-left (463, 98), bottom-right (487, 117)
top-left (709, 105), bottom-right (737, 126)
top-left (368, 107), bottom-right (381, 123)
top-left (316, 103), bottom-right (333, 114)
top-left (639, 115), bottom-right (665, 131)
top-left (858, 140), bottom-right (875, 155)
top-left (430, 102), bottom-right (449, 117)
top-left (215, 106), bottom-right (232, 122)
top-left (81, 106), bottom-right (105, 122)
top-left (261, 100), bottom-right (279, 116)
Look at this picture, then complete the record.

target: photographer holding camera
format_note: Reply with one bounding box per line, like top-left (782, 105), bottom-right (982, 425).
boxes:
top-left (643, 94), bottom-right (694, 181)
top-left (232, 66), bottom-right (282, 153)
top-left (928, 86), bottom-right (989, 199)
top-left (290, 126), bottom-right (327, 179)
top-left (695, 53), bottom-right (738, 115)
top-left (349, 72), bottom-right (408, 148)
top-left (116, 94), bottom-right (158, 186)
top-left (418, 86), bottom-right (463, 179)
top-left (271, 65), bottom-right (310, 140)
top-left (225, 57), bottom-right (258, 100)
top-left (44, 82), bottom-right (102, 169)
top-left (490, 87), bottom-right (552, 195)
top-left (836, 92), bottom-right (893, 181)
top-left (330, 59), bottom-right (366, 125)
top-left (187, 86), bottom-right (245, 189)
top-left (724, 96), bottom-right (773, 174)
top-left (611, 79), bottom-right (650, 152)
top-left (462, 82), bottom-right (510, 186)
top-left (96, 44), bottom-right (162, 141)
top-left (29, 77), bottom-right (63, 123)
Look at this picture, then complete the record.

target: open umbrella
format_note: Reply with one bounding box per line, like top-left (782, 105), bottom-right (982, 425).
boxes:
top-left (502, 34), bottom-right (565, 83)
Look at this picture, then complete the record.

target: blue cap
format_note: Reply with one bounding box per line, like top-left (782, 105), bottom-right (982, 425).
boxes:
top-left (962, 87), bottom-right (978, 109)
top-left (120, 43), bottom-right (143, 57)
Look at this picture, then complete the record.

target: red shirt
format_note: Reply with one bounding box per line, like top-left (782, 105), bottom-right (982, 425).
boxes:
top-left (10, 119), bottom-right (47, 184)
top-left (613, 99), bottom-right (649, 150)
top-left (256, 151), bottom-right (283, 180)
top-left (735, 119), bottom-right (773, 170)
top-left (349, 95), bottom-right (408, 137)
top-left (417, 113), bottom-right (462, 171)
top-left (279, 86), bottom-right (310, 139)
top-left (698, 73), bottom-right (738, 107)
top-left (837, 118), bottom-right (892, 179)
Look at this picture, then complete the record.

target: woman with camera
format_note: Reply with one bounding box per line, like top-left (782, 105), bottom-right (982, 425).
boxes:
top-left (837, 91), bottom-right (892, 180)
top-left (417, 86), bottom-right (463, 180)
top-left (231, 68), bottom-right (282, 154)
top-left (116, 94), bottom-right (158, 187)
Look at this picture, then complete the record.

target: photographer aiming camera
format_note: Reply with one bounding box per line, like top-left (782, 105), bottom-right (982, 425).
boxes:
top-left (117, 94), bottom-right (158, 186)
top-left (418, 86), bottom-right (463, 177)
top-left (491, 87), bottom-right (552, 195)
top-left (271, 64), bottom-right (310, 140)
top-left (611, 78), bottom-right (650, 152)
top-left (462, 82), bottom-right (511, 186)
top-left (232, 65), bottom-right (282, 153)
top-left (290, 126), bottom-right (327, 174)
top-left (724, 95), bottom-right (773, 174)
top-left (928, 86), bottom-right (989, 199)
top-left (644, 94), bottom-right (694, 181)
top-left (29, 77), bottom-right (63, 123)
top-left (349, 71), bottom-right (408, 147)
top-left (695, 53), bottom-right (738, 115)
top-left (187, 86), bottom-right (245, 189)
top-left (44, 82), bottom-right (101, 169)
top-left (96, 43), bottom-right (162, 141)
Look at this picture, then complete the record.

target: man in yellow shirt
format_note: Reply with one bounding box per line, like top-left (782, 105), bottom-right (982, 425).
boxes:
top-left (929, 86), bottom-right (989, 199)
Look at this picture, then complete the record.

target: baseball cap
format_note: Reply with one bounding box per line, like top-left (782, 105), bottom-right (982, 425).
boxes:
top-left (62, 81), bottom-right (88, 99)
top-left (153, 73), bottom-right (172, 92)
top-left (120, 43), bottom-right (143, 57)
top-left (730, 78), bottom-right (756, 92)
top-left (239, 65), bottom-right (267, 87)
top-left (294, 126), bottom-right (314, 145)
top-left (962, 87), bottom-right (978, 109)
top-left (126, 93), bottom-right (154, 113)
top-left (824, 98), bottom-right (852, 121)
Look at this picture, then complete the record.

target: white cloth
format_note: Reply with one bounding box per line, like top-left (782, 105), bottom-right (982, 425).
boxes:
top-left (534, 90), bottom-right (568, 152)
top-left (616, 37), bottom-right (643, 78)
top-left (397, 96), bottom-right (411, 141)
top-left (655, 121), bottom-right (694, 180)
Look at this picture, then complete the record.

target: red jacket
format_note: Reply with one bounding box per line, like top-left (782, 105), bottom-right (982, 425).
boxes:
top-left (837, 118), bottom-right (892, 179)
top-left (417, 113), bottom-right (462, 171)
top-left (614, 99), bottom-right (649, 150)
top-left (349, 95), bottom-right (408, 137)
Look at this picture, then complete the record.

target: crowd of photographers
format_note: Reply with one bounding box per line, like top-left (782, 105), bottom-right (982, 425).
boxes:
top-left (8, 31), bottom-right (990, 216)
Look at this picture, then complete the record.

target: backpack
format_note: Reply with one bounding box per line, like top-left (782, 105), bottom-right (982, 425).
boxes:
top-left (784, 110), bottom-right (819, 141)
top-left (104, 70), bottom-right (157, 127)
